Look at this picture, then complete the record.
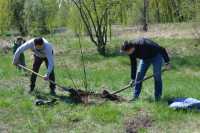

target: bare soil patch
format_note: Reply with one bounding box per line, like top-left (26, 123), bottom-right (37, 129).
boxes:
top-left (0, 39), bottom-right (12, 54)
top-left (68, 88), bottom-right (126, 104)
top-left (125, 110), bottom-right (153, 133)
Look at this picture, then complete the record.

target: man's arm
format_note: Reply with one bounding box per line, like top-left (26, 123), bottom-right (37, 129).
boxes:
top-left (129, 54), bottom-right (137, 80)
top-left (45, 46), bottom-right (54, 77)
top-left (159, 47), bottom-right (170, 63)
top-left (144, 38), bottom-right (170, 63)
top-left (13, 43), bottom-right (17, 54)
top-left (13, 40), bottom-right (33, 65)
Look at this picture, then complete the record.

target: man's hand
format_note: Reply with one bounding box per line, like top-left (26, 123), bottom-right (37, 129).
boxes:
top-left (129, 80), bottom-right (134, 86)
top-left (165, 63), bottom-right (171, 70)
top-left (13, 61), bottom-right (18, 66)
top-left (44, 74), bottom-right (49, 81)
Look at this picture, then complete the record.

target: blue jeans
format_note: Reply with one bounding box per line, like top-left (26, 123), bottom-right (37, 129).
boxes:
top-left (134, 54), bottom-right (163, 100)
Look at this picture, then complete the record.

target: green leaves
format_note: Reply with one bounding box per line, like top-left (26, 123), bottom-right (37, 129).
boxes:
top-left (0, 0), bottom-right (10, 34)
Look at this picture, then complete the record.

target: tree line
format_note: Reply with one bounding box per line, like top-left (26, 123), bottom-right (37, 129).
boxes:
top-left (0, 0), bottom-right (199, 55)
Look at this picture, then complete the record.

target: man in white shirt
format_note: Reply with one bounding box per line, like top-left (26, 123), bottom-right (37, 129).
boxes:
top-left (13, 37), bottom-right (56, 95)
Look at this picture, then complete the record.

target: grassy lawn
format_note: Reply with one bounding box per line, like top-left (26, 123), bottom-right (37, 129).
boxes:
top-left (0, 33), bottom-right (200, 133)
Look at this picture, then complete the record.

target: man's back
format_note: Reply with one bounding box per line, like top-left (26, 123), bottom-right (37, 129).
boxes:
top-left (14, 38), bottom-right (53, 58)
top-left (130, 38), bottom-right (169, 62)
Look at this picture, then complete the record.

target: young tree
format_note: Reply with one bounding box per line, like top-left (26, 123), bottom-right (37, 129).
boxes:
top-left (0, 0), bottom-right (10, 34)
top-left (143, 0), bottom-right (148, 31)
top-left (10, 0), bottom-right (28, 36)
top-left (23, 0), bottom-right (57, 35)
top-left (70, 0), bottom-right (117, 55)
top-left (150, 0), bottom-right (160, 23)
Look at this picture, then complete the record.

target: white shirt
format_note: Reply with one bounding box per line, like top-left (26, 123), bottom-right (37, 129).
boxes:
top-left (13, 38), bottom-right (54, 75)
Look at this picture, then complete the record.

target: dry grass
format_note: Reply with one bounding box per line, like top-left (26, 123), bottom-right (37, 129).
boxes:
top-left (112, 23), bottom-right (200, 40)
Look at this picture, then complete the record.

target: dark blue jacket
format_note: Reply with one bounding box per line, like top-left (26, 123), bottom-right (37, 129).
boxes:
top-left (130, 38), bottom-right (170, 79)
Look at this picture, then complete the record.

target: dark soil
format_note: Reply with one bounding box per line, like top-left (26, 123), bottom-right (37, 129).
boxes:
top-left (125, 110), bottom-right (153, 133)
top-left (33, 88), bottom-right (126, 105)
top-left (68, 88), bottom-right (126, 104)
top-left (101, 89), bottom-right (126, 101)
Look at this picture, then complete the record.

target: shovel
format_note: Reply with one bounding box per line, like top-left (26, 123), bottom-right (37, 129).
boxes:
top-left (17, 64), bottom-right (83, 99)
top-left (102, 69), bottom-right (167, 99)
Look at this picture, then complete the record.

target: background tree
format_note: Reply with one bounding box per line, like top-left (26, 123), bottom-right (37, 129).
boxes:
top-left (0, 0), bottom-right (10, 34)
top-left (10, 0), bottom-right (27, 36)
top-left (1, 0), bottom-right (200, 52)
top-left (70, 0), bottom-right (118, 56)
top-left (143, 0), bottom-right (148, 31)
top-left (150, 0), bottom-right (160, 23)
top-left (23, 0), bottom-right (59, 35)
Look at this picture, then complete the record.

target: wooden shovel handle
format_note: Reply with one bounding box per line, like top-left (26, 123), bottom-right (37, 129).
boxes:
top-left (18, 64), bottom-right (44, 78)
top-left (112, 69), bottom-right (167, 95)
top-left (17, 64), bottom-right (64, 89)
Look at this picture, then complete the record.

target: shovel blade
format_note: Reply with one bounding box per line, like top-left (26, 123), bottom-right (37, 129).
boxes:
top-left (101, 90), bottom-right (121, 101)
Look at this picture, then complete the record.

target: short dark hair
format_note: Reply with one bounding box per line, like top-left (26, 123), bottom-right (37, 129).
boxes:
top-left (34, 37), bottom-right (44, 45)
top-left (16, 36), bottom-right (23, 41)
top-left (16, 36), bottom-right (25, 44)
top-left (121, 40), bottom-right (134, 51)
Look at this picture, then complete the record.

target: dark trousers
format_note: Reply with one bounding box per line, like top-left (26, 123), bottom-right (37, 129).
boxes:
top-left (16, 54), bottom-right (26, 70)
top-left (30, 55), bottom-right (55, 92)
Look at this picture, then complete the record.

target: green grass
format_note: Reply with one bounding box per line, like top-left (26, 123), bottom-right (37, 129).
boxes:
top-left (0, 33), bottom-right (200, 133)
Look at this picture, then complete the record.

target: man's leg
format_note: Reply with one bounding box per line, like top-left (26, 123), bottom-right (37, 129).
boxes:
top-left (20, 54), bottom-right (26, 72)
top-left (30, 56), bottom-right (43, 92)
top-left (44, 59), bottom-right (56, 95)
top-left (17, 55), bottom-right (24, 70)
top-left (20, 54), bottom-right (26, 67)
top-left (134, 60), bottom-right (150, 99)
top-left (152, 54), bottom-right (163, 101)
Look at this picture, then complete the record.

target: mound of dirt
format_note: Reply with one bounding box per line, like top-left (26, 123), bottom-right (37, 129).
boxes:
top-left (68, 88), bottom-right (126, 104)
top-left (125, 111), bottom-right (153, 133)
top-left (33, 88), bottom-right (126, 105)
top-left (101, 89), bottom-right (126, 102)
top-left (68, 89), bottom-right (90, 103)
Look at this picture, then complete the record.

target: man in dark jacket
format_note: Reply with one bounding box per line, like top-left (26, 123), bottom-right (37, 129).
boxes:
top-left (121, 38), bottom-right (171, 101)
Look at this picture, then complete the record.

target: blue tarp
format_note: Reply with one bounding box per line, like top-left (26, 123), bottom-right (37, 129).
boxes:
top-left (168, 98), bottom-right (200, 111)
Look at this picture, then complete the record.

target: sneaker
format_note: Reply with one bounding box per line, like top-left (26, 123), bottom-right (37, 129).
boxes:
top-left (28, 90), bottom-right (34, 94)
top-left (155, 97), bottom-right (161, 102)
top-left (28, 88), bottom-right (34, 94)
top-left (29, 84), bottom-right (35, 93)
top-left (129, 97), bottom-right (139, 102)
top-left (50, 90), bottom-right (56, 96)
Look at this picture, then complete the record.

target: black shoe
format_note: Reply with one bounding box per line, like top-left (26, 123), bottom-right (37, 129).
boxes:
top-left (28, 88), bottom-right (34, 94)
top-left (50, 90), bottom-right (56, 96)
top-left (28, 90), bottom-right (33, 94)
top-left (29, 85), bottom-right (35, 93)
top-left (129, 97), bottom-right (139, 102)
top-left (155, 97), bottom-right (161, 102)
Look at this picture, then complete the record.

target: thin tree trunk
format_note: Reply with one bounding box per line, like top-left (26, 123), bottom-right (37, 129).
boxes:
top-left (97, 45), bottom-right (106, 56)
top-left (143, 0), bottom-right (148, 31)
top-left (155, 0), bottom-right (160, 23)
top-left (171, 0), bottom-right (183, 22)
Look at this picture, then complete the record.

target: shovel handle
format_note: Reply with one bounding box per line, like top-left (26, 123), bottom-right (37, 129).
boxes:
top-left (18, 64), bottom-right (44, 78)
top-left (17, 64), bottom-right (64, 89)
top-left (112, 69), bottom-right (167, 95)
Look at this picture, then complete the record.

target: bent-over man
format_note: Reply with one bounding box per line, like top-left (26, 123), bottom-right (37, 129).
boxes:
top-left (13, 37), bottom-right (56, 95)
top-left (121, 38), bottom-right (171, 101)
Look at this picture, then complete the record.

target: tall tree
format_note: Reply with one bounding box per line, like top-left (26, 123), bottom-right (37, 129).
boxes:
top-left (0, 0), bottom-right (10, 34)
top-left (143, 0), bottom-right (148, 31)
top-left (170, 0), bottom-right (183, 22)
top-left (23, 0), bottom-right (57, 35)
top-left (70, 0), bottom-right (117, 55)
top-left (150, 0), bottom-right (160, 23)
top-left (10, 0), bottom-right (27, 36)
